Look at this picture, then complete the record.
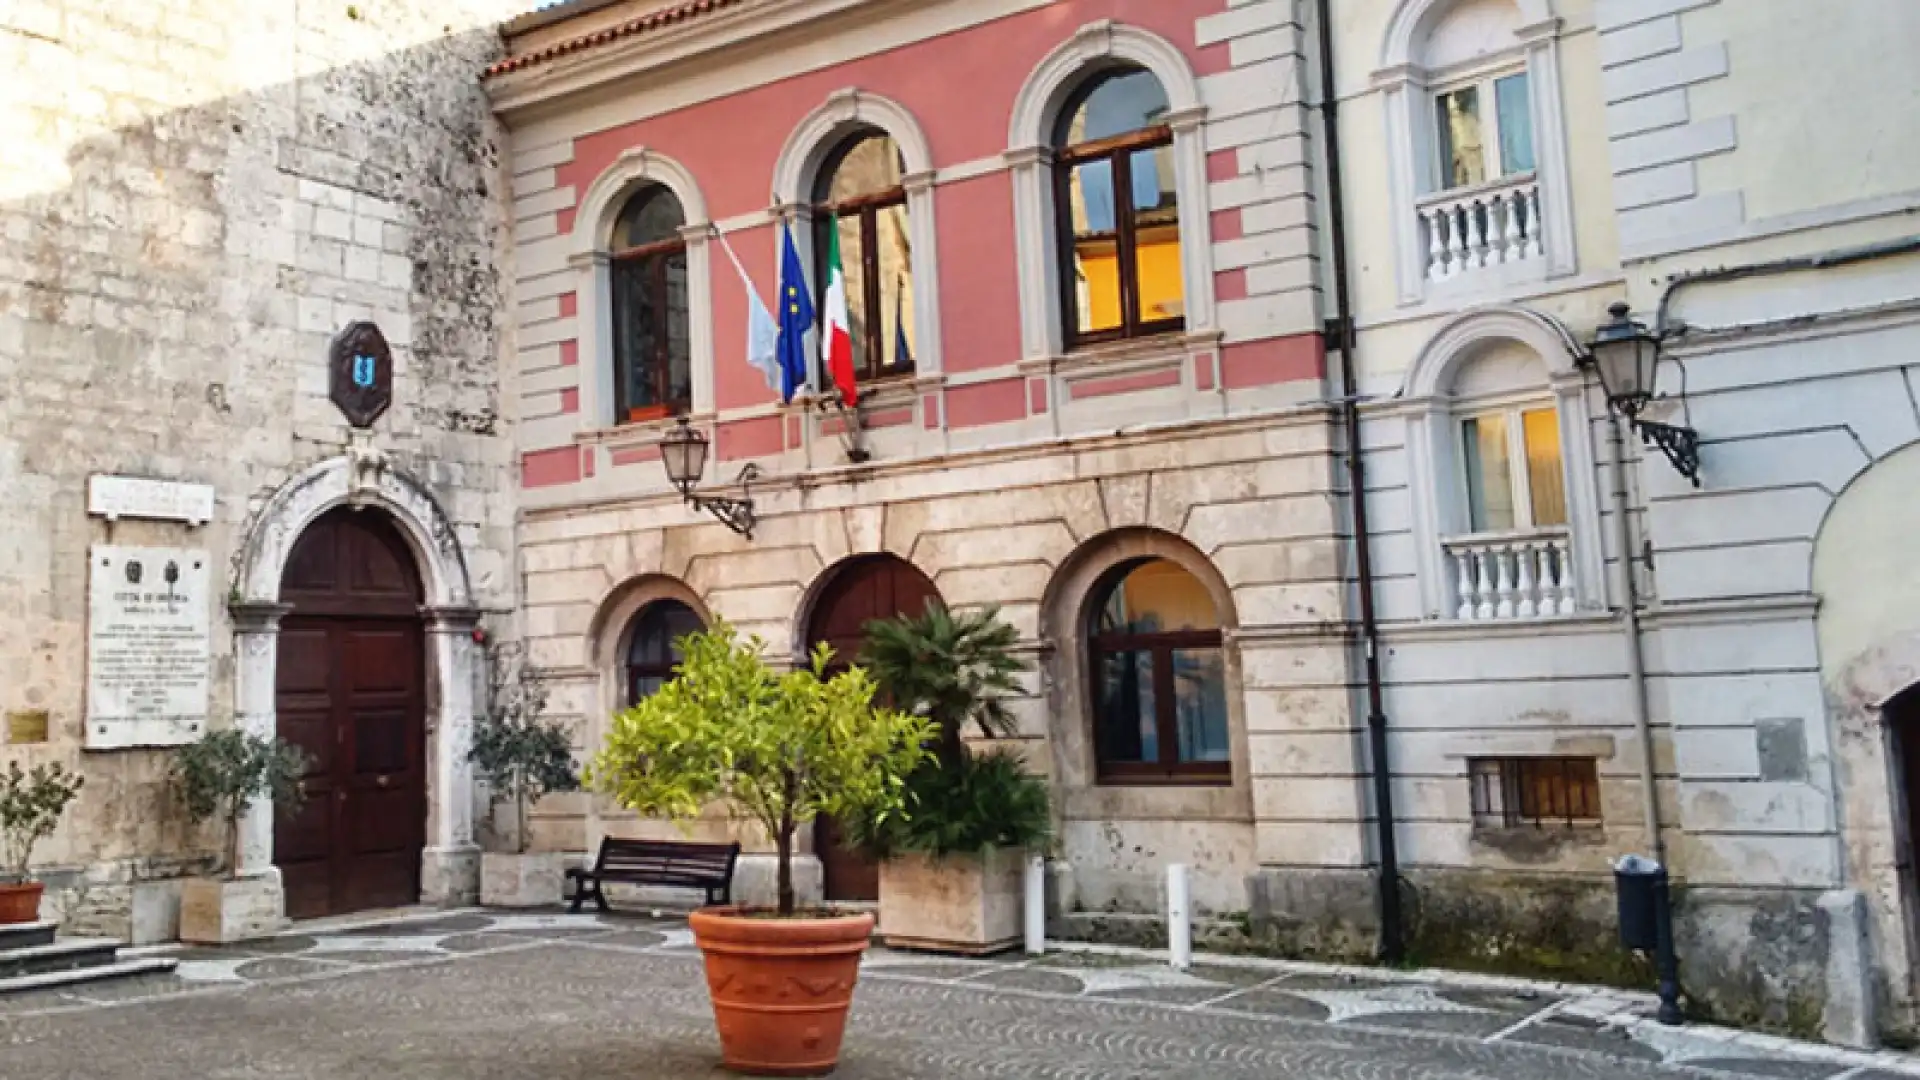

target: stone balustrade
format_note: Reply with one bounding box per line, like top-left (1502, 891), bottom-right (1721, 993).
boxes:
top-left (1443, 528), bottom-right (1575, 621)
top-left (1417, 173), bottom-right (1544, 284)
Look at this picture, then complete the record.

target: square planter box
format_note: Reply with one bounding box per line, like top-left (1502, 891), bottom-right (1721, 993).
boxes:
top-left (879, 848), bottom-right (1026, 955)
top-left (481, 852), bottom-right (565, 909)
top-left (179, 876), bottom-right (285, 945)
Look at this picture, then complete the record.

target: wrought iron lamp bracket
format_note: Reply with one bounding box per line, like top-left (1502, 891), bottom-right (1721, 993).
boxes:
top-left (1633, 418), bottom-right (1701, 488)
top-left (687, 464), bottom-right (762, 539)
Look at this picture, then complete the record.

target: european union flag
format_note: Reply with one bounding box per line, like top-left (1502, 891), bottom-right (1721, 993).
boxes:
top-left (776, 222), bottom-right (815, 404)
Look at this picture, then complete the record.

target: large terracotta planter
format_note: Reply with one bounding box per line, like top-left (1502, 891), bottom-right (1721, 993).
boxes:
top-left (879, 848), bottom-right (1025, 955)
top-left (688, 906), bottom-right (875, 1077)
top-left (0, 881), bottom-right (44, 924)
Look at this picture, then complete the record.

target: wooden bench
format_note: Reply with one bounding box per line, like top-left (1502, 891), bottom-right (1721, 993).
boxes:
top-left (566, 838), bottom-right (741, 913)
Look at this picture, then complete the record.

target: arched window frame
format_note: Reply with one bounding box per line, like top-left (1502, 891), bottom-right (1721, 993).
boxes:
top-left (810, 131), bottom-right (915, 386)
top-left (609, 185), bottom-right (694, 422)
top-left (1375, 0), bottom-right (1577, 306)
top-left (622, 597), bottom-right (704, 706)
top-left (1399, 305), bottom-right (1606, 622)
top-left (571, 149), bottom-right (715, 429)
top-left (1006, 21), bottom-right (1214, 364)
top-left (771, 90), bottom-right (942, 386)
top-left (1085, 557), bottom-right (1231, 785)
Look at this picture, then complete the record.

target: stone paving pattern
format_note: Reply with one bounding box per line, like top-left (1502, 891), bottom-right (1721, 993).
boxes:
top-left (1, 911), bottom-right (1914, 1079)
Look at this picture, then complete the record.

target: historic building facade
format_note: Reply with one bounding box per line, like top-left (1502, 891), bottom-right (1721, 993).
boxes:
top-left (0, 0), bottom-right (524, 937)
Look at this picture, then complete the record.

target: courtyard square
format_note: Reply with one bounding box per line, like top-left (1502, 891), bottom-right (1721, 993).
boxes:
top-left (0, 911), bottom-right (1907, 1080)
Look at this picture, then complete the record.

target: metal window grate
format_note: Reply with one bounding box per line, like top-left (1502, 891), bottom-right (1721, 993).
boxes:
top-left (1469, 756), bottom-right (1602, 829)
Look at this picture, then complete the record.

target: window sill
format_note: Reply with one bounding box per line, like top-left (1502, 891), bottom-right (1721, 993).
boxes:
top-left (574, 410), bottom-right (712, 452)
top-left (1020, 328), bottom-right (1220, 379)
top-left (1094, 772), bottom-right (1232, 789)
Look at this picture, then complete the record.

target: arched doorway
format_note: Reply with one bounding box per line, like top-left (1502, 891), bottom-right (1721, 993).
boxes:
top-left (274, 508), bottom-right (428, 920)
top-left (805, 554), bottom-right (941, 902)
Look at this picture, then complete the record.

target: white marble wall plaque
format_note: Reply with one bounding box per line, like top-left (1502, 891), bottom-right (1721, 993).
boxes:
top-left (87, 475), bottom-right (215, 526)
top-left (86, 546), bottom-right (212, 750)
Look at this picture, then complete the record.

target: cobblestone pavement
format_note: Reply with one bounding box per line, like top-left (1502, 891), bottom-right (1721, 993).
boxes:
top-left (2, 910), bottom-right (1916, 1079)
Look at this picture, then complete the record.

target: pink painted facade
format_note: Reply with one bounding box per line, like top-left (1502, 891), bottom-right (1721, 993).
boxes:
top-left (496, 0), bottom-right (1327, 500)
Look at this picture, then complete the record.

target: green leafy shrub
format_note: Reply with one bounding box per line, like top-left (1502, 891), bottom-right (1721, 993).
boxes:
top-left (586, 623), bottom-right (934, 915)
top-left (171, 729), bottom-right (308, 878)
top-left (470, 646), bottom-right (580, 854)
top-left (845, 748), bottom-right (1052, 858)
top-left (859, 605), bottom-right (1051, 858)
top-left (0, 761), bottom-right (85, 883)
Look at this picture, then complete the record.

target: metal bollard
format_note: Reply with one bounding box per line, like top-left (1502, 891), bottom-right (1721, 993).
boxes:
top-left (1167, 863), bottom-right (1192, 971)
top-left (1025, 853), bottom-right (1047, 956)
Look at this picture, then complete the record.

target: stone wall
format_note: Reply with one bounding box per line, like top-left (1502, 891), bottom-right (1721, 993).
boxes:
top-left (0, 0), bottom-right (523, 935)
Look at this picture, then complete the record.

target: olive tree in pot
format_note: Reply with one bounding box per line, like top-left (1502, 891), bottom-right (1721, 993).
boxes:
top-left (587, 623), bottom-right (932, 1077)
top-left (0, 762), bottom-right (85, 924)
top-left (470, 646), bottom-right (580, 908)
top-left (171, 729), bottom-right (308, 944)
top-left (856, 605), bottom-right (1053, 955)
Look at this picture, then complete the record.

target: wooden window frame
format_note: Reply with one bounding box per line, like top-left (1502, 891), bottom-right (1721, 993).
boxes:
top-left (1459, 402), bottom-right (1565, 534)
top-left (1054, 124), bottom-right (1184, 350)
top-left (811, 139), bottom-right (914, 386)
top-left (1432, 67), bottom-right (1534, 193)
top-left (610, 230), bottom-right (692, 424)
top-left (1469, 756), bottom-right (1602, 830)
top-left (623, 600), bottom-right (701, 707)
top-left (1088, 624), bottom-right (1229, 786)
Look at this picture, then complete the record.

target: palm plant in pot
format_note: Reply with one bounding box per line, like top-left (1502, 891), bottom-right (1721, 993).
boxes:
top-left (171, 728), bottom-right (308, 943)
top-left (856, 605), bottom-right (1053, 955)
top-left (587, 623), bottom-right (932, 1077)
top-left (471, 646), bottom-right (580, 908)
top-left (0, 761), bottom-right (85, 924)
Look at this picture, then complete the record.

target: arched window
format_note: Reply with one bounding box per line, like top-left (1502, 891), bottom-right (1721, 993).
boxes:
top-left (1087, 558), bottom-right (1227, 784)
top-left (611, 184), bottom-right (692, 423)
top-left (812, 131), bottom-right (915, 384)
top-left (624, 599), bottom-right (703, 704)
top-left (1054, 67), bottom-right (1183, 348)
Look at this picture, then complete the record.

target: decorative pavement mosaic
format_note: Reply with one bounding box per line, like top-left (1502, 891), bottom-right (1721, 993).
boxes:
top-left (2, 908), bottom-right (1918, 1079)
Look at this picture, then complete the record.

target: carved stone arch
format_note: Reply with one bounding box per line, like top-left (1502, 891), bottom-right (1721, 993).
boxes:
top-left (1006, 20), bottom-right (1204, 153)
top-left (1378, 0), bottom-right (1556, 72)
top-left (1401, 302), bottom-right (1585, 400)
top-left (771, 88), bottom-right (934, 206)
top-left (235, 452), bottom-right (473, 609)
top-left (573, 146), bottom-right (712, 258)
top-left (229, 451), bottom-right (483, 916)
top-left (1004, 21), bottom-right (1215, 361)
top-left (770, 88), bottom-right (944, 377)
top-left (586, 572), bottom-right (714, 676)
top-left (570, 147), bottom-right (716, 421)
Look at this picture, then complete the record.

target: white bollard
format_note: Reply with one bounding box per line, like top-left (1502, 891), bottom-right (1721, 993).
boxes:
top-left (1025, 853), bottom-right (1047, 955)
top-left (1167, 863), bottom-right (1192, 971)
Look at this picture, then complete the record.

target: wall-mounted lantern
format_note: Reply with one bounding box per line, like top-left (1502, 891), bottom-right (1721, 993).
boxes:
top-left (659, 416), bottom-right (760, 538)
top-left (1580, 302), bottom-right (1702, 487)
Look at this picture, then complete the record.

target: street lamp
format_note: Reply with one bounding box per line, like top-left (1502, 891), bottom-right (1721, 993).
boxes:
top-left (1581, 302), bottom-right (1702, 487)
top-left (658, 416), bottom-right (760, 538)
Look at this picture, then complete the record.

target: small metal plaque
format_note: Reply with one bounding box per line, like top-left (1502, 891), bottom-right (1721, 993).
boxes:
top-left (7, 711), bottom-right (48, 745)
top-left (329, 321), bottom-right (394, 429)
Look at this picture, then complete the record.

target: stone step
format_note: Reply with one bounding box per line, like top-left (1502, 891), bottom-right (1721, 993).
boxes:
top-left (0, 938), bottom-right (124, 980)
top-left (0, 921), bottom-right (58, 952)
top-left (0, 956), bottom-right (178, 997)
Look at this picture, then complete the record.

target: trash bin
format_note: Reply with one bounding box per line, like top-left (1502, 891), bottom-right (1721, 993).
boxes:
top-left (1614, 854), bottom-right (1665, 951)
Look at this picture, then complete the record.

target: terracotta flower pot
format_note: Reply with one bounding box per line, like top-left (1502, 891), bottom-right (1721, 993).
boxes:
top-left (0, 881), bottom-right (44, 924)
top-left (688, 906), bottom-right (875, 1077)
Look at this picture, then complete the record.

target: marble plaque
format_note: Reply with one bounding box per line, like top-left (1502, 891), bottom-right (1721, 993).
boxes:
top-left (87, 475), bottom-right (215, 526)
top-left (86, 546), bottom-right (212, 750)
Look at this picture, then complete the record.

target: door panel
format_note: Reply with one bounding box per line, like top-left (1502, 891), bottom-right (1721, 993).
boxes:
top-left (274, 510), bottom-right (426, 921)
top-left (807, 556), bottom-right (942, 903)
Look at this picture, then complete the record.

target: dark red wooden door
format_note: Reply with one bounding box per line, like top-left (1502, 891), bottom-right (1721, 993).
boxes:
top-left (807, 555), bottom-right (941, 903)
top-left (275, 510), bottom-right (427, 921)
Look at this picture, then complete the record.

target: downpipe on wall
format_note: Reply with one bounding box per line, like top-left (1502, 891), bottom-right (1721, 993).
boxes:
top-left (1313, 0), bottom-right (1403, 965)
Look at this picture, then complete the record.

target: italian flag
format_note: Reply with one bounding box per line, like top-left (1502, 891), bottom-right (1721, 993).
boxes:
top-left (820, 215), bottom-right (859, 406)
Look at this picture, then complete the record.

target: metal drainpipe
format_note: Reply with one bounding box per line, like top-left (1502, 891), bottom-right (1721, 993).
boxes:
top-left (1609, 413), bottom-right (1667, 865)
top-left (1314, 0), bottom-right (1403, 964)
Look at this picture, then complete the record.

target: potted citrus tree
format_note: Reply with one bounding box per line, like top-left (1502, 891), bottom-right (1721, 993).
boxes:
top-left (471, 648), bottom-right (580, 908)
top-left (0, 761), bottom-right (85, 924)
top-left (171, 728), bottom-right (308, 943)
top-left (587, 622), bottom-right (932, 1077)
top-left (858, 605), bottom-right (1052, 954)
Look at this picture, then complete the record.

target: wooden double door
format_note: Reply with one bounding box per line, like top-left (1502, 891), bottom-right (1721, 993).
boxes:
top-left (807, 555), bottom-right (942, 903)
top-left (274, 510), bottom-right (428, 921)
